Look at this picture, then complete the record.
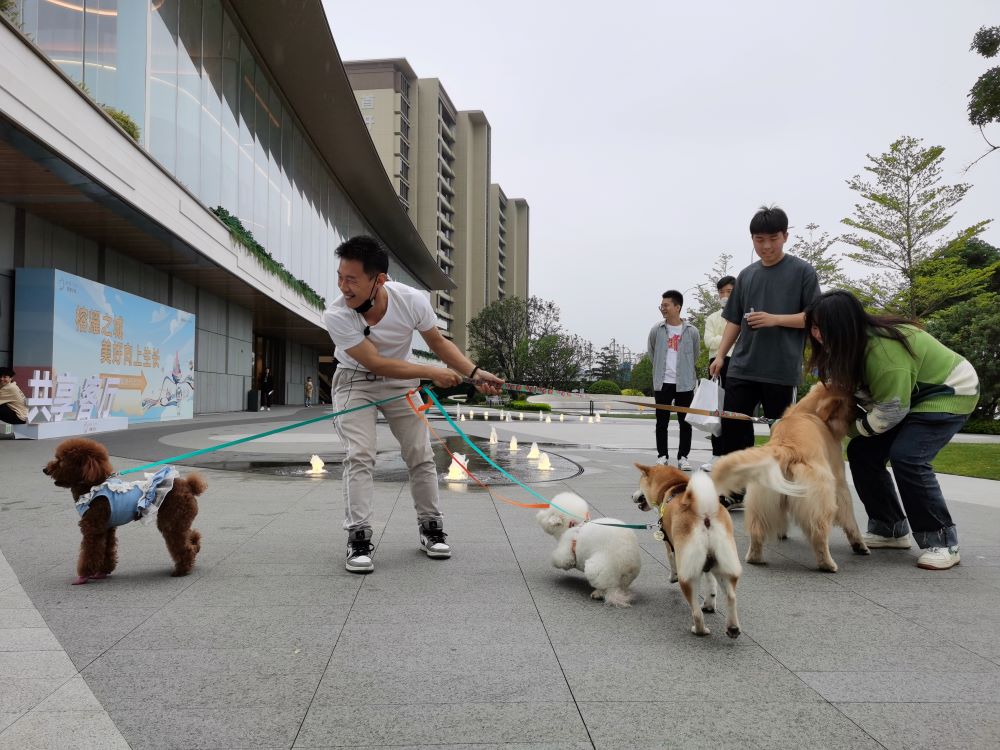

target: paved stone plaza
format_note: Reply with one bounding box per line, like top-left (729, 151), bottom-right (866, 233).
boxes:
top-left (1, 405), bottom-right (999, 749)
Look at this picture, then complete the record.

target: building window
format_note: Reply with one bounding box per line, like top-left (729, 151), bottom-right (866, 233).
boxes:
top-left (400, 141), bottom-right (410, 160)
top-left (399, 183), bottom-right (409, 202)
top-left (360, 95), bottom-right (374, 109)
top-left (400, 119), bottom-right (409, 139)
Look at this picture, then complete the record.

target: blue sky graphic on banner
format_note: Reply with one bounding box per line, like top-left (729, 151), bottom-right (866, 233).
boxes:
top-left (45, 270), bottom-right (196, 423)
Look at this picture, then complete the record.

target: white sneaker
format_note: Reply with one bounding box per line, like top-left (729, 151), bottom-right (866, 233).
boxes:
top-left (702, 458), bottom-right (714, 473)
top-left (655, 456), bottom-right (669, 466)
top-left (678, 456), bottom-right (693, 472)
top-left (917, 546), bottom-right (960, 570)
top-left (259, 407), bottom-right (264, 411)
top-left (862, 532), bottom-right (912, 549)
top-left (266, 407), bottom-right (271, 411)
top-left (419, 519), bottom-right (451, 559)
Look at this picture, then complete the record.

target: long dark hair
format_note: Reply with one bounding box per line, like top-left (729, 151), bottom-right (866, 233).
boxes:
top-left (805, 290), bottom-right (919, 393)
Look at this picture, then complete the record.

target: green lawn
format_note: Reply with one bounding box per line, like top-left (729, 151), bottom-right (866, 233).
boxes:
top-left (753, 435), bottom-right (1000, 481)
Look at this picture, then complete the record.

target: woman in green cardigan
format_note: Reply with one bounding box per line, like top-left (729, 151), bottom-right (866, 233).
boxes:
top-left (805, 290), bottom-right (979, 571)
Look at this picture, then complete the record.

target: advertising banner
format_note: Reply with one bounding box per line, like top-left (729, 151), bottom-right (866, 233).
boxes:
top-left (13, 269), bottom-right (196, 431)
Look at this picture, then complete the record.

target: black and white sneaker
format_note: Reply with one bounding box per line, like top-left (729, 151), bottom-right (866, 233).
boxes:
top-left (419, 519), bottom-right (451, 559)
top-left (720, 493), bottom-right (744, 511)
top-left (345, 527), bottom-right (375, 573)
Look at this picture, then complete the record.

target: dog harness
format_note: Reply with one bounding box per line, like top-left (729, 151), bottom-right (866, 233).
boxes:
top-left (75, 465), bottom-right (179, 529)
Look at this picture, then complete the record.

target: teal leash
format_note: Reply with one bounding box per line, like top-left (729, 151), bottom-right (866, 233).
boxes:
top-left (422, 387), bottom-right (653, 530)
top-left (117, 392), bottom-right (411, 476)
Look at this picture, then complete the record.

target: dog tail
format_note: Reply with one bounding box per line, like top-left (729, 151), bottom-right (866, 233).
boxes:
top-left (181, 473), bottom-right (207, 497)
top-left (689, 471), bottom-right (722, 519)
top-left (711, 446), bottom-right (807, 498)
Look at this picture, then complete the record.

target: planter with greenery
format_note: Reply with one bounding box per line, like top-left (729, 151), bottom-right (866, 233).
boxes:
top-left (508, 400), bottom-right (551, 412)
top-left (101, 105), bottom-right (140, 142)
top-left (212, 207), bottom-right (325, 310)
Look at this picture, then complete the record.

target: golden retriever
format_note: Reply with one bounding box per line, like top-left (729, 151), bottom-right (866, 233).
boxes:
top-left (710, 382), bottom-right (869, 572)
top-left (633, 464), bottom-right (742, 638)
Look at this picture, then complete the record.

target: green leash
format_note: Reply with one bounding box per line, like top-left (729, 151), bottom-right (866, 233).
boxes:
top-left (117, 392), bottom-right (411, 476)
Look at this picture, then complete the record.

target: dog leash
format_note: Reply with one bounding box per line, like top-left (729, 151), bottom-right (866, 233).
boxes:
top-left (462, 379), bottom-right (770, 423)
top-left (422, 387), bottom-right (655, 530)
top-left (115, 392), bottom-right (414, 476)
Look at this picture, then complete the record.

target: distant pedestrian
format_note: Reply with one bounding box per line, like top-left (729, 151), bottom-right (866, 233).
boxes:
top-left (304, 376), bottom-right (314, 408)
top-left (647, 289), bottom-right (700, 471)
top-left (0, 367), bottom-right (28, 429)
top-left (702, 275), bottom-right (736, 471)
top-left (806, 289), bottom-right (979, 571)
top-left (259, 368), bottom-right (274, 411)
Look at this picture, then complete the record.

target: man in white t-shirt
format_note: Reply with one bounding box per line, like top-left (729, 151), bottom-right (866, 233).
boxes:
top-left (646, 289), bottom-right (700, 471)
top-left (323, 236), bottom-right (503, 574)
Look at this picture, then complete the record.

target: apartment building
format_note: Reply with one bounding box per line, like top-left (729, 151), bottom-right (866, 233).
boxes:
top-left (344, 58), bottom-right (528, 349)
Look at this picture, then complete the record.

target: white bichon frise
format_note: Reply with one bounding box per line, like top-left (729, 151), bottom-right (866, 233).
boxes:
top-left (535, 492), bottom-right (642, 607)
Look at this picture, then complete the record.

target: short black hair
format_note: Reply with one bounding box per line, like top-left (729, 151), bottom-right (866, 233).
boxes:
top-left (0, 366), bottom-right (15, 378)
top-left (716, 275), bottom-right (736, 290)
top-left (335, 235), bottom-right (390, 277)
top-left (661, 289), bottom-right (683, 308)
top-left (749, 205), bottom-right (788, 235)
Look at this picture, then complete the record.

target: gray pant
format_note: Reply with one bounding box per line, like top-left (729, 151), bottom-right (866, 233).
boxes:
top-left (331, 369), bottom-right (441, 531)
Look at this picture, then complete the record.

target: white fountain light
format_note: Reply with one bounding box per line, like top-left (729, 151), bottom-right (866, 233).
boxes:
top-left (483, 411), bottom-right (489, 421)
top-left (537, 452), bottom-right (553, 471)
top-left (595, 413), bottom-right (602, 423)
top-left (588, 416), bottom-right (594, 424)
top-left (519, 412), bottom-right (524, 421)
top-left (579, 415), bottom-right (584, 422)
top-left (509, 436), bottom-right (519, 452)
top-left (446, 453), bottom-right (468, 481)
top-left (559, 414), bottom-right (564, 422)
top-left (308, 455), bottom-right (327, 474)
top-left (527, 442), bottom-right (540, 459)
top-left (545, 415), bottom-right (552, 423)
top-left (459, 414), bottom-right (466, 422)
top-left (489, 427), bottom-right (498, 444)
top-left (538, 411), bottom-right (543, 421)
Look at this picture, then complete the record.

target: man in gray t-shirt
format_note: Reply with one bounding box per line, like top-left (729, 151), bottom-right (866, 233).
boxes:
top-left (708, 206), bottom-right (821, 507)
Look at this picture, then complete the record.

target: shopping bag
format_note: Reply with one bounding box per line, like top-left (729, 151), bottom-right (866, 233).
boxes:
top-left (687, 378), bottom-right (723, 436)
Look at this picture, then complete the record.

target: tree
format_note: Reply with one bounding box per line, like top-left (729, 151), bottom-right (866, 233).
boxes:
top-left (630, 355), bottom-right (653, 395)
top-left (689, 252), bottom-right (735, 332)
top-left (788, 223), bottom-right (849, 288)
top-left (926, 293), bottom-right (1000, 420)
top-left (840, 136), bottom-right (990, 318)
top-left (967, 25), bottom-right (1000, 168)
top-left (593, 344), bottom-right (621, 383)
top-left (466, 295), bottom-right (590, 387)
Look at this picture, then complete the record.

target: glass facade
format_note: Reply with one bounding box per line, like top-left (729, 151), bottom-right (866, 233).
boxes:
top-left (14, 0), bottom-right (423, 298)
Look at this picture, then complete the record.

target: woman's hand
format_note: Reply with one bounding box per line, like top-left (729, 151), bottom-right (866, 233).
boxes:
top-left (473, 370), bottom-right (504, 396)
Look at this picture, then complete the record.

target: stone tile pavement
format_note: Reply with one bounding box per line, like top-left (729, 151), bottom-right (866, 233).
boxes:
top-left (1, 405), bottom-right (999, 748)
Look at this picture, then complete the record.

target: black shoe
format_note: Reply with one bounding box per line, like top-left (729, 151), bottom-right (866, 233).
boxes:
top-left (720, 493), bottom-right (744, 511)
top-left (418, 518), bottom-right (451, 558)
top-left (345, 527), bottom-right (375, 573)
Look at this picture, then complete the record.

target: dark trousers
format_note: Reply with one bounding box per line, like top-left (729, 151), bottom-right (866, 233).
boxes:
top-left (719, 376), bottom-right (795, 456)
top-left (261, 389), bottom-right (273, 408)
top-left (654, 384), bottom-right (694, 459)
top-left (0, 404), bottom-right (26, 425)
top-left (846, 412), bottom-right (966, 549)
top-left (709, 356), bottom-right (731, 456)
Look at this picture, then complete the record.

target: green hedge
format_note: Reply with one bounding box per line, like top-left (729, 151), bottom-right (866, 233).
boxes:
top-left (962, 419), bottom-right (1000, 435)
top-left (586, 379), bottom-right (621, 395)
top-left (212, 207), bottom-right (326, 309)
top-left (621, 388), bottom-right (644, 397)
top-left (509, 400), bottom-right (551, 412)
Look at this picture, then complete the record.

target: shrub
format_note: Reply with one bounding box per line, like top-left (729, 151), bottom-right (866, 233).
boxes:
top-left (586, 379), bottom-right (621, 395)
top-left (621, 388), bottom-right (645, 397)
top-left (102, 106), bottom-right (141, 142)
top-left (962, 419), bottom-right (1000, 435)
top-left (508, 400), bottom-right (551, 412)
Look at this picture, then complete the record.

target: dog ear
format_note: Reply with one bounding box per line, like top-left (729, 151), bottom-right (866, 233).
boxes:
top-left (634, 462), bottom-right (650, 475)
top-left (80, 454), bottom-right (110, 487)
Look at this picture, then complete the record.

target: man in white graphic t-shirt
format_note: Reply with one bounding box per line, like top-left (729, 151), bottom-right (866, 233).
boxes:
top-left (647, 289), bottom-right (700, 471)
top-left (323, 236), bottom-right (503, 574)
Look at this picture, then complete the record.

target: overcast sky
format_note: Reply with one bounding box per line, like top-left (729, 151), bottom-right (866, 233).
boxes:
top-left (325, 0), bottom-right (1000, 355)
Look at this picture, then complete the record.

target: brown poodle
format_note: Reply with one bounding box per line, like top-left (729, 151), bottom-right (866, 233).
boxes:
top-left (44, 438), bottom-right (204, 584)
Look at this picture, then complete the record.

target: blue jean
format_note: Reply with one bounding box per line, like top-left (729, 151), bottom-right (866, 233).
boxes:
top-left (846, 412), bottom-right (967, 549)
